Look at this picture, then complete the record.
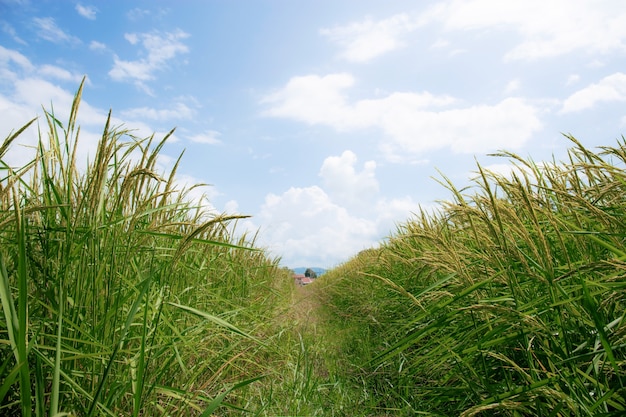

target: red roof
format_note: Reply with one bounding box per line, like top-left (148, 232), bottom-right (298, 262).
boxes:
top-left (294, 274), bottom-right (314, 285)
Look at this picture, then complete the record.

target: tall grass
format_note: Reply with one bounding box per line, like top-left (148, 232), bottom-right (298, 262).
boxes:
top-left (0, 81), bottom-right (290, 416)
top-left (319, 136), bottom-right (626, 416)
top-left (4, 80), bottom-right (625, 416)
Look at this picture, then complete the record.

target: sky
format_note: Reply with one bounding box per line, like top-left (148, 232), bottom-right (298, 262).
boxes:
top-left (1, 0), bottom-right (626, 269)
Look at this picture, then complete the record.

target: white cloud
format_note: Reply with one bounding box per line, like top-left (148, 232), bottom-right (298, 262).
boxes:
top-left (110, 59), bottom-right (152, 82)
top-left (262, 73), bottom-right (456, 130)
top-left (587, 59), bottom-right (607, 69)
top-left (124, 33), bottom-right (139, 45)
top-left (504, 79), bottom-right (521, 94)
top-left (430, 38), bottom-right (450, 49)
top-left (257, 186), bottom-right (378, 267)
top-left (188, 130), bottom-right (221, 145)
top-left (38, 64), bottom-right (86, 84)
top-left (0, 45), bottom-right (34, 78)
top-left (126, 7), bottom-right (168, 21)
top-left (252, 148), bottom-right (429, 267)
top-left (127, 8), bottom-right (151, 20)
top-left (89, 41), bottom-right (107, 52)
top-left (256, 184), bottom-right (425, 267)
top-left (379, 97), bottom-right (541, 155)
top-left (1, 21), bottom-right (27, 45)
top-left (320, 13), bottom-right (419, 62)
top-left (566, 74), bottom-right (581, 86)
top-left (32, 17), bottom-right (81, 44)
top-left (561, 72), bottom-right (626, 113)
top-left (76, 4), bottom-right (97, 20)
top-left (262, 73), bottom-right (542, 159)
top-left (0, 45), bottom-right (171, 171)
top-left (0, 95), bottom-right (40, 169)
top-left (11, 77), bottom-right (106, 125)
top-left (109, 30), bottom-right (190, 88)
top-left (224, 200), bottom-right (239, 214)
top-left (433, 0), bottom-right (626, 61)
top-left (318, 1), bottom-right (626, 63)
top-left (319, 150), bottom-right (378, 208)
top-left (0, 77), bottom-right (109, 170)
top-left (262, 73), bottom-right (356, 129)
top-left (121, 102), bottom-right (196, 121)
top-left (374, 196), bottom-right (427, 228)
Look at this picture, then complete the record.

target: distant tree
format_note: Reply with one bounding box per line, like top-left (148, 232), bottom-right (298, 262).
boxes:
top-left (304, 268), bottom-right (317, 278)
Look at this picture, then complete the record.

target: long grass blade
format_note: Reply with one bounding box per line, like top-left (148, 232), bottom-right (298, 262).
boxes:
top-left (86, 274), bottom-right (152, 417)
top-left (168, 301), bottom-right (265, 346)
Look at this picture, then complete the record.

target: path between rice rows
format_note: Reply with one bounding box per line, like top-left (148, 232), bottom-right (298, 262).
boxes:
top-left (286, 282), bottom-right (323, 335)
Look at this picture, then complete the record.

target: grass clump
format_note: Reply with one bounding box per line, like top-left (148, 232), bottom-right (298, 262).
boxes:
top-left (319, 137), bottom-right (626, 416)
top-left (0, 81), bottom-right (291, 416)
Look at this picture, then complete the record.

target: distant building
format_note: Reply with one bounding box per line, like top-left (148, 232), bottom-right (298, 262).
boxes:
top-left (293, 273), bottom-right (313, 286)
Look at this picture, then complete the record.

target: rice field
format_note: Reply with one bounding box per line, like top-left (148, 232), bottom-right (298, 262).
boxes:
top-left (318, 136), bottom-right (626, 415)
top-left (1, 83), bottom-right (625, 416)
top-left (0, 83), bottom-right (295, 416)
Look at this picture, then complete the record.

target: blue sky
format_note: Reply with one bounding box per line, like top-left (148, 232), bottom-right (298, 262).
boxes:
top-left (1, 0), bottom-right (626, 268)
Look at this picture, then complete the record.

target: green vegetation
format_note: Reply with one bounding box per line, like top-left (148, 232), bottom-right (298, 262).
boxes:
top-left (319, 137), bottom-right (626, 415)
top-left (1, 82), bottom-right (625, 416)
top-left (0, 82), bottom-right (296, 416)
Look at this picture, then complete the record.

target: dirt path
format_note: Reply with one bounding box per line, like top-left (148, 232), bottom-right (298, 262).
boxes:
top-left (286, 283), bottom-right (323, 335)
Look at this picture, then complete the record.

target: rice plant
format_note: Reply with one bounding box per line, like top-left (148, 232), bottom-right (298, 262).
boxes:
top-left (4, 79), bottom-right (625, 416)
top-left (0, 81), bottom-right (287, 416)
top-left (319, 136), bottom-right (626, 416)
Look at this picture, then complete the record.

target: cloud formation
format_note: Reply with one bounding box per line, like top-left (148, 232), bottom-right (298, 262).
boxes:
top-left (38, 64), bottom-right (86, 84)
top-left (1, 21), bottom-right (27, 45)
top-left (76, 4), bottom-right (97, 20)
top-left (188, 130), bottom-right (222, 145)
top-left (32, 17), bottom-right (81, 44)
top-left (89, 41), bottom-right (107, 51)
top-left (251, 148), bottom-right (429, 266)
top-left (121, 102), bottom-right (196, 121)
top-left (320, 13), bottom-right (418, 62)
top-left (322, 1), bottom-right (626, 62)
top-left (0, 76), bottom-right (108, 170)
top-left (255, 180), bottom-right (425, 267)
top-left (319, 150), bottom-right (378, 209)
top-left (436, 0), bottom-right (626, 61)
top-left (561, 72), bottom-right (626, 113)
top-left (109, 30), bottom-right (190, 91)
top-left (257, 185), bottom-right (379, 267)
top-left (262, 73), bottom-right (542, 159)
top-left (0, 45), bottom-right (34, 77)
top-left (0, 46), bottom-right (180, 172)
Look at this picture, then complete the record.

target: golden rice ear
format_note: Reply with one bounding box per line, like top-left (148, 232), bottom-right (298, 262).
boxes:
top-left (0, 118), bottom-right (37, 161)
